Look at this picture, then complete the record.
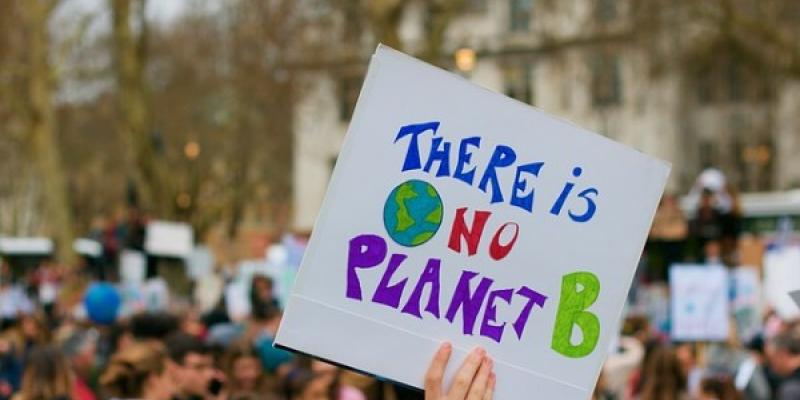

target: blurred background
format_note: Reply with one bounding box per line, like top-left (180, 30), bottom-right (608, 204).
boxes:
top-left (1, 1), bottom-right (800, 400)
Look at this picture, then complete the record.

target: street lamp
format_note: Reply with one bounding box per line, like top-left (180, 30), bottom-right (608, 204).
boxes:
top-left (455, 47), bottom-right (477, 74)
top-left (184, 141), bottom-right (201, 160)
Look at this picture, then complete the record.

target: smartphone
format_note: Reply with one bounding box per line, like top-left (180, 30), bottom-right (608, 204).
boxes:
top-left (208, 377), bottom-right (224, 396)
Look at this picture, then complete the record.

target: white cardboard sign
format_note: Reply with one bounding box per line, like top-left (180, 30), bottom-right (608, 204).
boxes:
top-left (276, 46), bottom-right (670, 399)
top-left (670, 264), bottom-right (730, 341)
top-left (145, 220), bottom-right (194, 258)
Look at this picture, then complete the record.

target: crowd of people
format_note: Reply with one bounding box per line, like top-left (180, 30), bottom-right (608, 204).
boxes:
top-left (1, 169), bottom-right (799, 400)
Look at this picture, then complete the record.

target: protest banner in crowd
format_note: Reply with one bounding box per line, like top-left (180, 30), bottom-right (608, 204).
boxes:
top-left (670, 264), bottom-right (730, 341)
top-left (276, 45), bottom-right (670, 400)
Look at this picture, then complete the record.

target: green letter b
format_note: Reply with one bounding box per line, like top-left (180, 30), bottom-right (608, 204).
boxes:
top-left (551, 272), bottom-right (600, 358)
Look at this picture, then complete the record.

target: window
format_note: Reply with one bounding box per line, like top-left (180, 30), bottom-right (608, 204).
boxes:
top-left (509, 0), bottom-right (533, 32)
top-left (590, 53), bottom-right (622, 106)
top-left (464, 0), bottom-right (487, 13)
top-left (594, 0), bottom-right (617, 22)
top-left (338, 75), bottom-right (362, 121)
top-left (694, 58), bottom-right (772, 104)
top-left (503, 63), bottom-right (534, 104)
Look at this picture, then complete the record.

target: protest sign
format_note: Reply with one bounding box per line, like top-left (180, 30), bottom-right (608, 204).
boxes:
top-left (730, 267), bottom-right (762, 342)
top-left (670, 264), bottom-right (730, 341)
top-left (275, 45), bottom-right (670, 399)
top-left (764, 245), bottom-right (800, 319)
top-left (144, 220), bottom-right (193, 258)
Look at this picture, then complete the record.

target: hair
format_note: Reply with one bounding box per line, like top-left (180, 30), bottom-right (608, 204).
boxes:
top-left (130, 312), bottom-right (180, 341)
top-left (700, 375), bottom-right (741, 400)
top-left (770, 328), bottom-right (800, 355)
top-left (639, 347), bottom-right (687, 400)
top-left (16, 345), bottom-right (73, 400)
top-left (165, 332), bottom-right (209, 364)
top-left (61, 329), bottom-right (98, 360)
top-left (223, 342), bottom-right (262, 376)
top-left (284, 356), bottom-right (340, 400)
top-left (100, 342), bottom-right (167, 398)
top-left (223, 342), bottom-right (277, 394)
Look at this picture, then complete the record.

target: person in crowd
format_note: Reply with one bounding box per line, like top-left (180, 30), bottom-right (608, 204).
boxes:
top-left (675, 342), bottom-right (703, 396)
top-left (626, 338), bottom-right (660, 399)
top-left (130, 311), bottom-right (180, 342)
top-left (99, 341), bottom-right (173, 400)
top-left (698, 375), bottom-right (741, 400)
top-left (0, 326), bottom-right (23, 400)
top-left (62, 329), bottom-right (98, 400)
top-left (11, 345), bottom-right (72, 400)
top-left (735, 335), bottom-right (772, 400)
top-left (253, 305), bottom-right (294, 377)
top-left (689, 188), bottom-right (724, 263)
top-left (638, 346), bottom-right (688, 400)
top-left (767, 327), bottom-right (800, 399)
top-left (648, 194), bottom-right (688, 280)
top-left (165, 332), bottom-right (226, 400)
top-left (0, 263), bottom-right (34, 322)
top-left (223, 343), bottom-right (278, 398)
top-left (251, 274), bottom-right (279, 311)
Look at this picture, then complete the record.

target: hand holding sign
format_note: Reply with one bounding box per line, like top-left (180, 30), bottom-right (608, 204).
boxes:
top-left (425, 344), bottom-right (495, 400)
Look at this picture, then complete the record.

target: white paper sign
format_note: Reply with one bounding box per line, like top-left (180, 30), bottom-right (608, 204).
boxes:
top-left (670, 264), bottom-right (730, 341)
top-left (120, 249), bottom-right (146, 285)
top-left (731, 267), bottom-right (762, 342)
top-left (145, 221), bottom-right (194, 257)
top-left (276, 46), bottom-right (670, 400)
top-left (764, 246), bottom-right (800, 319)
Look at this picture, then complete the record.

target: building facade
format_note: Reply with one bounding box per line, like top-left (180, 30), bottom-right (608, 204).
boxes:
top-left (293, 0), bottom-right (800, 231)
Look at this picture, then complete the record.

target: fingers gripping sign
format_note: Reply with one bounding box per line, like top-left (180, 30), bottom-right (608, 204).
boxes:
top-left (425, 343), bottom-right (496, 400)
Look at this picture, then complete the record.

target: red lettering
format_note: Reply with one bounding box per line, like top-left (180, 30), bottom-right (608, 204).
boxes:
top-left (489, 222), bottom-right (519, 261)
top-left (447, 207), bottom-right (491, 256)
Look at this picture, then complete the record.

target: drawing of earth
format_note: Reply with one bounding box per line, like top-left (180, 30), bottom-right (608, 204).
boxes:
top-left (383, 179), bottom-right (443, 247)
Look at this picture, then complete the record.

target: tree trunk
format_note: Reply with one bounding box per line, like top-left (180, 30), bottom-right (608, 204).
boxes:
top-left (24, 0), bottom-right (76, 265)
top-left (111, 0), bottom-right (167, 215)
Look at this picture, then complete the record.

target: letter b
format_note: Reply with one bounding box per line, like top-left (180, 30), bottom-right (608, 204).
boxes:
top-left (550, 272), bottom-right (600, 358)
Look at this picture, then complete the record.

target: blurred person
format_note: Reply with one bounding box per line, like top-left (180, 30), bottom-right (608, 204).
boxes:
top-left (625, 339), bottom-right (660, 399)
top-left (165, 332), bottom-right (226, 400)
top-left (11, 345), bottom-right (72, 400)
top-left (719, 184), bottom-right (742, 265)
top-left (734, 335), bottom-right (772, 400)
top-left (675, 343), bottom-right (703, 396)
top-left (648, 194), bottom-right (688, 280)
top-left (0, 326), bottom-right (23, 400)
top-left (61, 329), bottom-right (99, 400)
top-left (593, 371), bottom-right (617, 400)
top-left (181, 308), bottom-right (208, 340)
top-left (698, 375), bottom-right (741, 400)
top-left (99, 341), bottom-right (172, 400)
top-left (130, 312), bottom-right (180, 342)
top-left (253, 305), bottom-right (294, 376)
top-left (638, 346), bottom-right (688, 400)
top-left (250, 274), bottom-right (279, 311)
top-left (767, 328), bottom-right (800, 399)
top-left (222, 343), bottom-right (278, 398)
top-left (690, 188), bottom-right (724, 263)
top-left (0, 263), bottom-right (34, 322)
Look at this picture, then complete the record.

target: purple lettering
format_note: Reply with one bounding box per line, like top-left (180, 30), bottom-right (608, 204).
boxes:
top-left (371, 254), bottom-right (409, 308)
top-left (445, 271), bottom-right (493, 335)
top-left (480, 288), bottom-right (513, 343)
top-left (401, 258), bottom-right (442, 319)
top-left (346, 234), bottom-right (387, 300)
top-left (512, 286), bottom-right (548, 339)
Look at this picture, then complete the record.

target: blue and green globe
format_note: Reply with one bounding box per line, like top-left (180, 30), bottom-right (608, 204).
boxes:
top-left (383, 179), bottom-right (443, 247)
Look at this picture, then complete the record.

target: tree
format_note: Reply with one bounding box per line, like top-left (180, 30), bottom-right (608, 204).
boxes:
top-left (20, 0), bottom-right (76, 264)
top-left (111, 0), bottom-right (171, 216)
